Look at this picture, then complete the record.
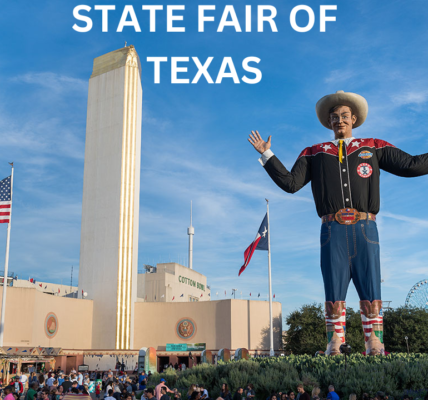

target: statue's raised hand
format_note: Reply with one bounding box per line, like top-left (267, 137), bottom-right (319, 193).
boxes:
top-left (248, 130), bottom-right (271, 154)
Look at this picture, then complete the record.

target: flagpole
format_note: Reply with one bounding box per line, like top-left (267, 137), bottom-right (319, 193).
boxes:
top-left (266, 198), bottom-right (274, 357)
top-left (0, 163), bottom-right (14, 347)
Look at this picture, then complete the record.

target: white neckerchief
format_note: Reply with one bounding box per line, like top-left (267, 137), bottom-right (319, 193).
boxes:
top-left (331, 137), bottom-right (355, 147)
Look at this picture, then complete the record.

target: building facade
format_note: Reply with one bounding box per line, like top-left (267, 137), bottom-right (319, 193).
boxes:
top-left (137, 263), bottom-right (211, 302)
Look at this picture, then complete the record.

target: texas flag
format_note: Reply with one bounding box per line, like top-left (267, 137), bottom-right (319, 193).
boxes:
top-left (238, 213), bottom-right (269, 276)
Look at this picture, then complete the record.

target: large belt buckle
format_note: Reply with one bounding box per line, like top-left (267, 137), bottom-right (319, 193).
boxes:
top-left (335, 208), bottom-right (360, 225)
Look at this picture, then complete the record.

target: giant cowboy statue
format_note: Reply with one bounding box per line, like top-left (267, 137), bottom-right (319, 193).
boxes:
top-left (248, 90), bottom-right (428, 356)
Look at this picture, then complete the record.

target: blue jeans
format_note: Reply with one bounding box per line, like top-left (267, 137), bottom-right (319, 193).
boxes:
top-left (320, 218), bottom-right (381, 303)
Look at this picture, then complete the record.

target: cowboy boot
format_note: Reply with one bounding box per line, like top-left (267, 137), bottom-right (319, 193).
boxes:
top-left (325, 301), bottom-right (346, 355)
top-left (360, 300), bottom-right (385, 356)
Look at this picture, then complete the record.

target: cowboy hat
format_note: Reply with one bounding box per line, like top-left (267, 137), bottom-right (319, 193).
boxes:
top-left (316, 90), bottom-right (368, 129)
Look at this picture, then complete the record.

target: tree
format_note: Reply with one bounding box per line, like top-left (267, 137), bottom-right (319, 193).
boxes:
top-left (284, 303), bottom-right (326, 355)
top-left (284, 303), bottom-right (366, 355)
top-left (383, 306), bottom-right (428, 353)
top-left (284, 303), bottom-right (428, 355)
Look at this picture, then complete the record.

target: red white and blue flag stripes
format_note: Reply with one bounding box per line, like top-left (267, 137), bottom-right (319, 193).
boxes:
top-left (0, 176), bottom-right (12, 224)
top-left (238, 213), bottom-right (269, 276)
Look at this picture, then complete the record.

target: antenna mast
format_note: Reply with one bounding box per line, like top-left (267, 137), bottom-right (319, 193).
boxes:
top-left (187, 201), bottom-right (194, 269)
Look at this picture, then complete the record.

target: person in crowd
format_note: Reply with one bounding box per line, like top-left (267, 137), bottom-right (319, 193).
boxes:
top-left (190, 392), bottom-right (201, 400)
top-left (29, 373), bottom-right (38, 387)
top-left (70, 382), bottom-right (79, 393)
top-left (54, 387), bottom-right (63, 400)
top-left (41, 390), bottom-right (50, 400)
top-left (326, 386), bottom-right (339, 400)
top-left (12, 377), bottom-right (23, 396)
top-left (160, 387), bottom-right (170, 400)
top-left (95, 382), bottom-right (101, 400)
top-left (287, 392), bottom-right (295, 400)
top-left (188, 385), bottom-right (197, 400)
top-left (105, 374), bottom-right (114, 390)
top-left (105, 389), bottom-right (116, 400)
top-left (145, 389), bottom-right (156, 400)
top-left (375, 392), bottom-right (385, 400)
top-left (138, 372), bottom-right (147, 391)
top-left (280, 393), bottom-right (288, 400)
top-left (61, 377), bottom-right (72, 394)
top-left (233, 388), bottom-right (244, 400)
top-left (246, 385), bottom-right (255, 400)
top-left (139, 379), bottom-right (147, 392)
top-left (111, 384), bottom-right (121, 400)
top-left (46, 376), bottom-right (55, 388)
top-left (57, 375), bottom-right (64, 387)
top-left (155, 379), bottom-right (174, 400)
top-left (199, 384), bottom-right (208, 400)
top-left (3, 386), bottom-right (14, 400)
top-left (49, 387), bottom-right (57, 400)
top-left (27, 383), bottom-right (39, 400)
top-left (270, 394), bottom-right (278, 400)
top-left (20, 373), bottom-right (28, 391)
top-left (38, 374), bottom-right (45, 388)
top-left (173, 389), bottom-right (181, 400)
top-left (219, 384), bottom-right (231, 400)
top-left (126, 379), bottom-right (133, 393)
top-left (105, 380), bottom-right (113, 396)
top-left (348, 395), bottom-right (356, 400)
top-left (311, 388), bottom-right (320, 400)
top-left (296, 386), bottom-right (309, 400)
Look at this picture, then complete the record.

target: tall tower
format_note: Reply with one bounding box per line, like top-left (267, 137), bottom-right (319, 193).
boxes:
top-left (187, 201), bottom-right (194, 269)
top-left (78, 46), bottom-right (142, 350)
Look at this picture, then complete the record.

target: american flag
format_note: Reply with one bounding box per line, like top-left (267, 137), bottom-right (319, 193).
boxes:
top-left (0, 176), bottom-right (12, 223)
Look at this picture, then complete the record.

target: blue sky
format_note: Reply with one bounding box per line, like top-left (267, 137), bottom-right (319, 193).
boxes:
top-left (1, 0), bottom-right (428, 320)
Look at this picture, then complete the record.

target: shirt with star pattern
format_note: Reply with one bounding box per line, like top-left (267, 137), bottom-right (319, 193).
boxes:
top-left (261, 138), bottom-right (428, 217)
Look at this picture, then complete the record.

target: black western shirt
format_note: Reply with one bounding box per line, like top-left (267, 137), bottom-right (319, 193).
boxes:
top-left (262, 138), bottom-right (428, 218)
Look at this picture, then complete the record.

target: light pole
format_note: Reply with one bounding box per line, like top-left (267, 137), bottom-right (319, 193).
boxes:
top-left (405, 336), bottom-right (409, 355)
top-left (232, 288), bottom-right (237, 299)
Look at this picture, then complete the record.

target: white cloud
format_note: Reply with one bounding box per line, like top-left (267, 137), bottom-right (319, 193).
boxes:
top-left (11, 72), bottom-right (87, 94)
top-left (392, 90), bottom-right (428, 106)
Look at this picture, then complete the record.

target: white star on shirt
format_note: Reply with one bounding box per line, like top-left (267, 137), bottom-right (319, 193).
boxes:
top-left (322, 144), bottom-right (332, 151)
top-left (351, 141), bottom-right (361, 148)
top-left (261, 227), bottom-right (267, 237)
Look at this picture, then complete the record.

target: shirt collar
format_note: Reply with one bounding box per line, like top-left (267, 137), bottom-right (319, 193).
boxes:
top-left (331, 137), bottom-right (355, 147)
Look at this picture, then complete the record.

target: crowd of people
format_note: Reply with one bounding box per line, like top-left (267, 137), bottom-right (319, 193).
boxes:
top-left (1, 369), bottom-right (427, 400)
top-left (0, 368), bottom-right (145, 400)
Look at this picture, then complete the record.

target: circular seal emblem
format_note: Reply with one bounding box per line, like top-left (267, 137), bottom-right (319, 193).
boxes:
top-left (357, 163), bottom-right (373, 178)
top-left (44, 312), bottom-right (58, 338)
top-left (176, 318), bottom-right (196, 340)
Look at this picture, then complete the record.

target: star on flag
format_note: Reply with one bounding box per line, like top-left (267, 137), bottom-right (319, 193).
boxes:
top-left (239, 213), bottom-right (269, 276)
top-left (0, 176), bottom-right (12, 224)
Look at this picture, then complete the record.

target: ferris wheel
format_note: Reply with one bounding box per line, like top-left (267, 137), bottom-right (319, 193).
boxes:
top-left (405, 279), bottom-right (428, 310)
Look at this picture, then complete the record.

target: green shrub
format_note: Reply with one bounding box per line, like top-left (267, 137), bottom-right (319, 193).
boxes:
top-left (149, 354), bottom-right (428, 400)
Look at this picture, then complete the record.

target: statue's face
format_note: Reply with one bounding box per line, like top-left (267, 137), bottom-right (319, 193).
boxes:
top-left (328, 105), bottom-right (357, 139)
